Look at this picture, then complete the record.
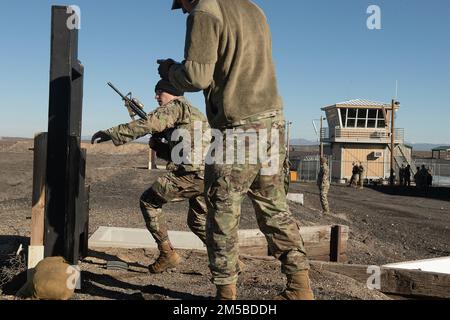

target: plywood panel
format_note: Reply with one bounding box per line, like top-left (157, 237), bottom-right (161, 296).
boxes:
top-left (342, 145), bottom-right (386, 179)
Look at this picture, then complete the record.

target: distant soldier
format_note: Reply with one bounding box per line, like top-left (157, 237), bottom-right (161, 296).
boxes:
top-left (91, 80), bottom-right (210, 273)
top-left (404, 165), bottom-right (412, 187)
top-left (399, 164), bottom-right (405, 186)
top-left (317, 157), bottom-right (330, 214)
top-left (418, 165), bottom-right (428, 189)
top-left (358, 163), bottom-right (365, 189)
top-left (348, 162), bottom-right (359, 188)
top-left (414, 166), bottom-right (421, 188)
top-left (284, 157), bottom-right (293, 195)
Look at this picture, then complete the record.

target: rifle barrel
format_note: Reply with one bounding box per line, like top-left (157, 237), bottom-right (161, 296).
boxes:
top-left (107, 82), bottom-right (126, 100)
top-left (107, 82), bottom-right (148, 121)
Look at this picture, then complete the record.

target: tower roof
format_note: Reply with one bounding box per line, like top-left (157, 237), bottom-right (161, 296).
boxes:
top-left (322, 99), bottom-right (391, 110)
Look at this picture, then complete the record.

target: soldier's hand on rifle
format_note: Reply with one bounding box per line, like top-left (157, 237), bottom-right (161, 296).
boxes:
top-left (91, 131), bottom-right (112, 144)
top-left (157, 59), bottom-right (176, 80)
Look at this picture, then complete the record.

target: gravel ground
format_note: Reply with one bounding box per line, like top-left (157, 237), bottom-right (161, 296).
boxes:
top-left (1, 139), bottom-right (449, 300)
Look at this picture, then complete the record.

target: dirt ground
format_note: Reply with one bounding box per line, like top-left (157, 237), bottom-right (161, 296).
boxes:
top-left (1, 138), bottom-right (449, 300)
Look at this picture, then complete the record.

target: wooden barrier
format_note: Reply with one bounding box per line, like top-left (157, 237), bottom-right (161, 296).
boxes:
top-left (238, 225), bottom-right (349, 262)
top-left (310, 261), bottom-right (450, 299)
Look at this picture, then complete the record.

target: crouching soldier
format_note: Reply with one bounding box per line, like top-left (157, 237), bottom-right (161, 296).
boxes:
top-left (92, 80), bottom-right (210, 273)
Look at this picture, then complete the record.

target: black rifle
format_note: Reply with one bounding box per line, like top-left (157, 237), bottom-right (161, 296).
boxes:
top-left (107, 82), bottom-right (148, 120)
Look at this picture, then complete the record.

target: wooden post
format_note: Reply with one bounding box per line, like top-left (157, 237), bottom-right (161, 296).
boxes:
top-left (28, 133), bottom-right (47, 275)
top-left (149, 149), bottom-right (157, 170)
top-left (44, 6), bottom-right (88, 264)
top-left (31, 133), bottom-right (47, 247)
top-left (320, 116), bottom-right (324, 159)
top-left (286, 121), bottom-right (292, 160)
top-left (390, 100), bottom-right (396, 186)
top-left (330, 225), bottom-right (343, 262)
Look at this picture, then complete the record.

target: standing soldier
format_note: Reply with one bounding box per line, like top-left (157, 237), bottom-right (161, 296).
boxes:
top-left (414, 166), bottom-right (421, 188)
top-left (358, 163), bottom-right (365, 189)
top-left (404, 165), bottom-right (412, 187)
top-left (91, 80), bottom-right (210, 273)
top-left (399, 164), bottom-right (405, 187)
top-left (348, 162), bottom-right (359, 188)
top-left (159, 0), bottom-right (314, 300)
top-left (317, 157), bottom-right (330, 214)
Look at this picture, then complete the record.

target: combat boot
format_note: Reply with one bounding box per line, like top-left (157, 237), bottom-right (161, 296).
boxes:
top-left (149, 241), bottom-right (182, 273)
top-left (275, 271), bottom-right (315, 300)
top-left (216, 284), bottom-right (237, 300)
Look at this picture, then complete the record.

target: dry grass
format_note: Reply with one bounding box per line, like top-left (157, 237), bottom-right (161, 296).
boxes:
top-left (0, 253), bottom-right (26, 293)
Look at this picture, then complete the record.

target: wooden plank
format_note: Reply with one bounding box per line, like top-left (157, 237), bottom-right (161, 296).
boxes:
top-left (239, 225), bottom-right (348, 245)
top-left (310, 261), bottom-right (370, 283)
top-left (31, 133), bottom-right (47, 246)
top-left (381, 268), bottom-right (450, 298)
top-left (237, 225), bottom-right (348, 262)
top-left (310, 261), bottom-right (450, 299)
top-left (240, 246), bottom-right (268, 257)
top-left (306, 243), bottom-right (337, 258)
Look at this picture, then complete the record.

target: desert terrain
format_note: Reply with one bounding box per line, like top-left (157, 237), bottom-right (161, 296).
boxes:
top-left (0, 138), bottom-right (449, 300)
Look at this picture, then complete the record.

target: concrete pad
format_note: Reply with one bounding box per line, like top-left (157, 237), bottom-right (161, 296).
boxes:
top-left (89, 227), bottom-right (207, 251)
top-left (383, 256), bottom-right (450, 275)
top-left (89, 227), bottom-right (274, 251)
top-left (287, 193), bottom-right (304, 205)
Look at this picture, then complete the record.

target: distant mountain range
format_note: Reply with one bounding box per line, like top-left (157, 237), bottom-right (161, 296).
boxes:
top-left (3, 136), bottom-right (447, 152)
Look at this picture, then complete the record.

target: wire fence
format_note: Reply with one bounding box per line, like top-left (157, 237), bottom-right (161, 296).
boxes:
top-left (297, 158), bottom-right (450, 187)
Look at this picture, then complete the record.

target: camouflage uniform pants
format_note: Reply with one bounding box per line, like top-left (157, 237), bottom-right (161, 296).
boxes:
top-left (205, 116), bottom-right (310, 286)
top-left (349, 174), bottom-right (359, 187)
top-left (358, 175), bottom-right (364, 189)
top-left (319, 185), bottom-right (330, 213)
top-left (140, 171), bottom-right (207, 244)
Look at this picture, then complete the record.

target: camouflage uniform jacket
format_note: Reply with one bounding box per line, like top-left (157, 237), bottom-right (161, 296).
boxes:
top-left (169, 0), bottom-right (283, 129)
top-left (105, 97), bottom-right (210, 173)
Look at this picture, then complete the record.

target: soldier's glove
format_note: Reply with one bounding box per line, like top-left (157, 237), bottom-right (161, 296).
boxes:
top-left (149, 136), bottom-right (161, 150)
top-left (91, 131), bottom-right (112, 144)
top-left (157, 59), bottom-right (176, 80)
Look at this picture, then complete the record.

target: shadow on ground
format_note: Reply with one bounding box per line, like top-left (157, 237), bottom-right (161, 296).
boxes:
top-left (368, 185), bottom-right (450, 202)
top-left (80, 271), bottom-right (210, 300)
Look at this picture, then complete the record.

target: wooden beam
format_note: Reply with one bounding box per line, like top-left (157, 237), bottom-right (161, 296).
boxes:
top-left (31, 133), bottom-right (47, 246)
top-left (310, 261), bottom-right (450, 299)
top-left (237, 225), bottom-right (349, 262)
top-left (29, 133), bottom-right (47, 276)
top-left (330, 225), bottom-right (344, 262)
top-left (148, 149), bottom-right (157, 170)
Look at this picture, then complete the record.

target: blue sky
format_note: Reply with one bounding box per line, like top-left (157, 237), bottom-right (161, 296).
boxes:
top-left (0, 0), bottom-right (449, 144)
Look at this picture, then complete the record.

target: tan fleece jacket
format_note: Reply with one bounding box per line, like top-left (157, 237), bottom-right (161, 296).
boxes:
top-left (169, 0), bottom-right (283, 129)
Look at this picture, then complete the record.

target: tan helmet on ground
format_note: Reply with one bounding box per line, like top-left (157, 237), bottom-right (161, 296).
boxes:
top-left (17, 256), bottom-right (76, 300)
